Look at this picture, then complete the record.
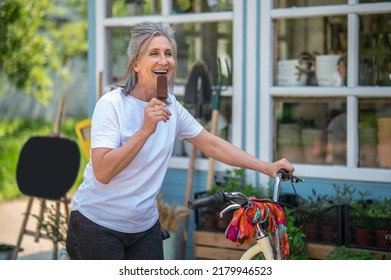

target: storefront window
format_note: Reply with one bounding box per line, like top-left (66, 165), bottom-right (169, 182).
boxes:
top-left (274, 16), bottom-right (347, 87)
top-left (270, 0), bottom-right (390, 180)
top-left (359, 98), bottom-right (391, 168)
top-left (274, 98), bottom-right (346, 165)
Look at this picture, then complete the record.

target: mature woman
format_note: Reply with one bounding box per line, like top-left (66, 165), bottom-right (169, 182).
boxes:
top-left (66, 21), bottom-right (294, 260)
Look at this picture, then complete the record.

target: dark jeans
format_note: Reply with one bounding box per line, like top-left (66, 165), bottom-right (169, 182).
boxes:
top-left (66, 210), bottom-right (164, 260)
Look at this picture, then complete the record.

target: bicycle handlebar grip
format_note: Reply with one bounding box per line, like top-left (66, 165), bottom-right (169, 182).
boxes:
top-left (278, 169), bottom-right (290, 180)
top-left (278, 169), bottom-right (304, 182)
top-left (188, 190), bottom-right (226, 210)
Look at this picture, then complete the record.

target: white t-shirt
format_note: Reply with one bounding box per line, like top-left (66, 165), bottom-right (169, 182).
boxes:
top-left (71, 88), bottom-right (203, 233)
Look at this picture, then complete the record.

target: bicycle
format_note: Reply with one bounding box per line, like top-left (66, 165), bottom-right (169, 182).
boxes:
top-left (188, 169), bottom-right (304, 260)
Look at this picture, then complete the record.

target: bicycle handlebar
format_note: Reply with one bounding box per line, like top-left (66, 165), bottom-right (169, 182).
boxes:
top-left (278, 169), bottom-right (304, 183)
top-left (188, 169), bottom-right (304, 210)
top-left (188, 190), bottom-right (250, 210)
top-left (188, 190), bottom-right (225, 210)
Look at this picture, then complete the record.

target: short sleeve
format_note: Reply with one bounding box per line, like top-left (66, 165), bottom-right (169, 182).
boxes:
top-left (91, 98), bottom-right (121, 149)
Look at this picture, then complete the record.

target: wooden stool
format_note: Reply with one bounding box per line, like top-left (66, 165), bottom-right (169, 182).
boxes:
top-left (13, 196), bottom-right (70, 260)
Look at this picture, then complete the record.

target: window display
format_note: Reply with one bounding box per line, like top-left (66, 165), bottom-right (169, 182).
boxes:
top-left (274, 98), bottom-right (346, 165)
top-left (273, 6), bottom-right (390, 170)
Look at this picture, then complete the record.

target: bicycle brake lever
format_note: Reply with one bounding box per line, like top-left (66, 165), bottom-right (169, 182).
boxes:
top-left (291, 176), bottom-right (304, 183)
top-left (220, 203), bottom-right (241, 218)
top-left (225, 192), bottom-right (249, 206)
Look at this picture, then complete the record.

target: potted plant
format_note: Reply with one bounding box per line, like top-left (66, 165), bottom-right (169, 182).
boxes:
top-left (0, 244), bottom-right (18, 260)
top-left (319, 184), bottom-right (360, 245)
top-left (298, 188), bottom-right (333, 243)
top-left (331, 183), bottom-right (357, 206)
top-left (347, 189), bottom-right (391, 250)
top-left (361, 197), bottom-right (391, 250)
top-left (284, 208), bottom-right (308, 260)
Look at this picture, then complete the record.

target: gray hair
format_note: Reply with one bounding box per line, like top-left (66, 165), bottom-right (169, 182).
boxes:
top-left (121, 21), bottom-right (177, 94)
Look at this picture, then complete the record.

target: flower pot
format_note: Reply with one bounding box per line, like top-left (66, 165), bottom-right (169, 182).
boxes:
top-left (0, 244), bottom-right (17, 260)
top-left (359, 143), bottom-right (377, 167)
top-left (373, 229), bottom-right (391, 250)
top-left (315, 55), bottom-right (342, 86)
top-left (359, 127), bottom-right (377, 167)
top-left (201, 211), bottom-right (217, 230)
top-left (377, 117), bottom-right (391, 133)
top-left (216, 211), bottom-right (233, 231)
top-left (354, 227), bottom-right (374, 247)
top-left (377, 132), bottom-right (391, 145)
top-left (301, 129), bottom-right (326, 164)
top-left (321, 224), bottom-right (337, 243)
top-left (163, 231), bottom-right (178, 260)
top-left (378, 144), bottom-right (391, 168)
top-left (305, 223), bottom-right (321, 242)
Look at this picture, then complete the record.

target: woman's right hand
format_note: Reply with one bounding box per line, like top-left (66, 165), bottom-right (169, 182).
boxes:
top-left (142, 98), bottom-right (172, 135)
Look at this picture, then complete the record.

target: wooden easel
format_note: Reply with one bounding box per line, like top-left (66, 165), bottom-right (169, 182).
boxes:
top-left (12, 97), bottom-right (71, 260)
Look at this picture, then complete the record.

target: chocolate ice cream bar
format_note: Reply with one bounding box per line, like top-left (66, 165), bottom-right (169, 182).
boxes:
top-left (157, 75), bottom-right (168, 100)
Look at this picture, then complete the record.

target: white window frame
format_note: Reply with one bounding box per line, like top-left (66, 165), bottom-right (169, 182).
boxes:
top-left (261, 0), bottom-right (391, 183)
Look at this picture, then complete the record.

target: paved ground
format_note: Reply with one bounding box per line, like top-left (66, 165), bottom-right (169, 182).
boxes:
top-left (0, 198), bottom-right (62, 260)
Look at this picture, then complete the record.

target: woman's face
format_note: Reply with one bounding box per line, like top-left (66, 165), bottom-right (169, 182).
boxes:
top-left (134, 35), bottom-right (176, 90)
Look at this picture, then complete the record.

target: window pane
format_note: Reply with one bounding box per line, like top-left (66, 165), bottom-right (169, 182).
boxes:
top-left (359, 14), bottom-right (391, 86)
top-left (359, 98), bottom-right (391, 168)
top-left (174, 0), bottom-right (233, 13)
top-left (173, 95), bottom-right (232, 157)
top-left (274, 98), bottom-right (346, 165)
top-left (274, 0), bottom-right (346, 8)
top-left (109, 28), bottom-right (130, 85)
top-left (173, 22), bottom-right (233, 86)
top-left (274, 16), bottom-right (347, 87)
top-left (107, 0), bottom-right (233, 17)
top-left (173, 0), bottom-right (194, 14)
top-left (107, 0), bottom-right (160, 17)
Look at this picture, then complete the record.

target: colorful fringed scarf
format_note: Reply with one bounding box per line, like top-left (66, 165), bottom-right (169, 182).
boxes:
top-left (224, 198), bottom-right (289, 259)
